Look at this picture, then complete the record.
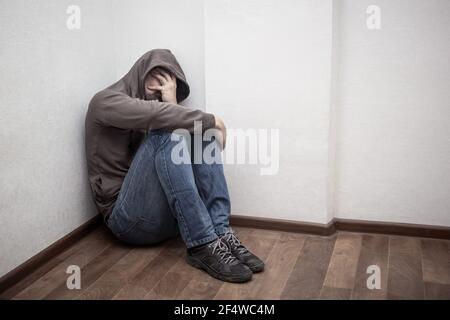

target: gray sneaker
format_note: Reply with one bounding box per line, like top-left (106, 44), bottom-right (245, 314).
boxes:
top-left (220, 230), bottom-right (265, 273)
top-left (186, 237), bottom-right (253, 283)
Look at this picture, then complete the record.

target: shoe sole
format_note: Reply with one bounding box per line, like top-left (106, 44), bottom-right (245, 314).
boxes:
top-left (186, 255), bottom-right (252, 283)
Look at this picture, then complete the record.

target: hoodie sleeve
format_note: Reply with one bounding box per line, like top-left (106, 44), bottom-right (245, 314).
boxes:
top-left (91, 90), bottom-right (216, 133)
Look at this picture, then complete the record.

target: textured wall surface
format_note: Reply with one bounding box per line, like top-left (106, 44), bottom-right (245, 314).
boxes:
top-left (334, 0), bottom-right (450, 226)
top-left (204, 0), bottom-right (334, 223)
top-left (0, 0), bottom-right (115, 277)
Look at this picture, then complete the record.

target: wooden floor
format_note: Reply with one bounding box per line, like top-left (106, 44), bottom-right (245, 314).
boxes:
top-left (1, 225), bottom-right (450, 300)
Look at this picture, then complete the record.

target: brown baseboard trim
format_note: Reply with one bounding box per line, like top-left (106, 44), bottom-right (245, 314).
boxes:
top-left (231, 215), bottom-right (450, 240)
top-left (334, 218), bottom-right (450, 240)
top-left (230, 215), bottom-right (336, 236)
top-left (0, 214), bottom-right (102, 295)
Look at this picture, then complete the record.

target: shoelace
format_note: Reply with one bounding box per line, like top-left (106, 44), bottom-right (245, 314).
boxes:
top-left (210, 238), bottom-right (237, 264)
top-left (223, 232), bottom-right (249, 255)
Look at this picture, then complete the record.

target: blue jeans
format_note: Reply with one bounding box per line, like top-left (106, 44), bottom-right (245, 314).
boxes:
top-left (106, 130), bottom-right (231, 248)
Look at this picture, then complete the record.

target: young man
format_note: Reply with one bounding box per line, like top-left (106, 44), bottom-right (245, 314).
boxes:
top-left (85, 49), bottom-right (264, 283)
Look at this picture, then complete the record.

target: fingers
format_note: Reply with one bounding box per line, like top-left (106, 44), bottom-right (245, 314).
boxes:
top-left (153, 69), bottom-right (177, 84)
top-left (220, 133), bottom-right (227, 150)
top-left (214, 128), bottom-right (226, 150)
top-left (222, 130), bottom-right (227, 149)
top-left (215, 133), bottom-right (223, 151)
top-left (148, 85), bottom-right (163, 91)
top-left (159, 69), bottom-right (173, 83)
top-left (153, 73), bottom-right (167, 85)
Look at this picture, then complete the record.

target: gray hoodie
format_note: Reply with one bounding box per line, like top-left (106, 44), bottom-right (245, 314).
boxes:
top-left (84, 49), bottom-right (215, 220)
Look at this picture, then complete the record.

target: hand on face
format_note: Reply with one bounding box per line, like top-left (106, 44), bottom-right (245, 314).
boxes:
top-left (146, 68), bottom-right (178, 104)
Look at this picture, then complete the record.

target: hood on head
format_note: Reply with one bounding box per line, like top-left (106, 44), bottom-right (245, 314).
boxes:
top-left (110, 49), bottom-right (190, 103)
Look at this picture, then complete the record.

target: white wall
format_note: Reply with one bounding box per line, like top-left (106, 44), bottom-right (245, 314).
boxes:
top-left (205, 0), bottom-right (334, 223)
top-left (0, 0), bottom-right (115, 277)
top-left (334, 0), bottom-right (450, 226)
top-left (111, 0), bottom-right (206, 109)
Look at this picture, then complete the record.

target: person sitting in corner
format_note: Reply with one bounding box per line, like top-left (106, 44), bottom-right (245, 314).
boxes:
top-left (84, 49), bottom-right (264, 283)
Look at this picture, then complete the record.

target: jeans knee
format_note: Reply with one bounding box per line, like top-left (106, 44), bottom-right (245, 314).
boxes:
top-left (143, 130), bottom-right (172, 152)
top-left (159, 131), bottom-right (190, 151)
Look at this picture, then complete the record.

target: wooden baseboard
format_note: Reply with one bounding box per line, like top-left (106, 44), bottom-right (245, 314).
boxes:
top-left (231, 215), bottom-right (450, 240)
top-left (230, 215), bottom-right (336, 236)
top-left (1, 213), bottom-right (449, 296)
top-left (0, 214), bottom-right (102, 295)
top-left (334, 218), bottom-right (450, 240)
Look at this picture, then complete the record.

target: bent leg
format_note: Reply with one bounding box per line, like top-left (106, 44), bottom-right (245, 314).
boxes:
top-left (153, 131), bottom-right (218, 248)
top-left (190, 135), bottom-right (231, 235)
top-left (106, 132), bottom-right (179, 246)
top-left (107, 130), bottom-right (218, 248)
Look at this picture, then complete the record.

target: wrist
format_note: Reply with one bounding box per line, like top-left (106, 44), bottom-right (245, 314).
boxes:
top-left (164, 97), bottom-right (177, 104)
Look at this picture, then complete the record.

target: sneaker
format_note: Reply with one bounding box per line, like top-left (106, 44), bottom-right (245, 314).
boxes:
top-left (186, 237), bottom-right (253, 283)
top-left (220, 229), bottom-right (265, 273)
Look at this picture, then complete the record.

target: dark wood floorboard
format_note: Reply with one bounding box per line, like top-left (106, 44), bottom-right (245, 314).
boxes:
top-left (4, 226), bottom-right (450, 300)
top-left (321, 233), bottom-right (362, 293)
top-left (144, 258), bottom-right (197, 300)
top-left (78, 245), bottom-right (166, 300)
top-left (13, 227), bottom-right (112, 300)
top-left (387, 236), bottom-right (424, 299)
top-left (319, 286), bottom-right (352, 300)
top-left (421, 239), bottom-right (450, 285)
top-left (250, 232), bottom-right (306, 299)
top-left (112, 237), bottom-right (185, 300)
top-left (351, 234), bottom-right (389, 299)
top-left (424, 282), bottom-right (450, 300)
top-left (0, 226), bottom-right (104, 299)
top-left (44, 241), bottom-right (130, 299)
top-left (280, 235), bottom-right (336, 299)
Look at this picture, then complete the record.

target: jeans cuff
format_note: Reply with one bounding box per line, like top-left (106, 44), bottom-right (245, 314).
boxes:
top-left (187, 233), bottom-right (218, 249)
top-left (216, 226), bottom-right (232, 237)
